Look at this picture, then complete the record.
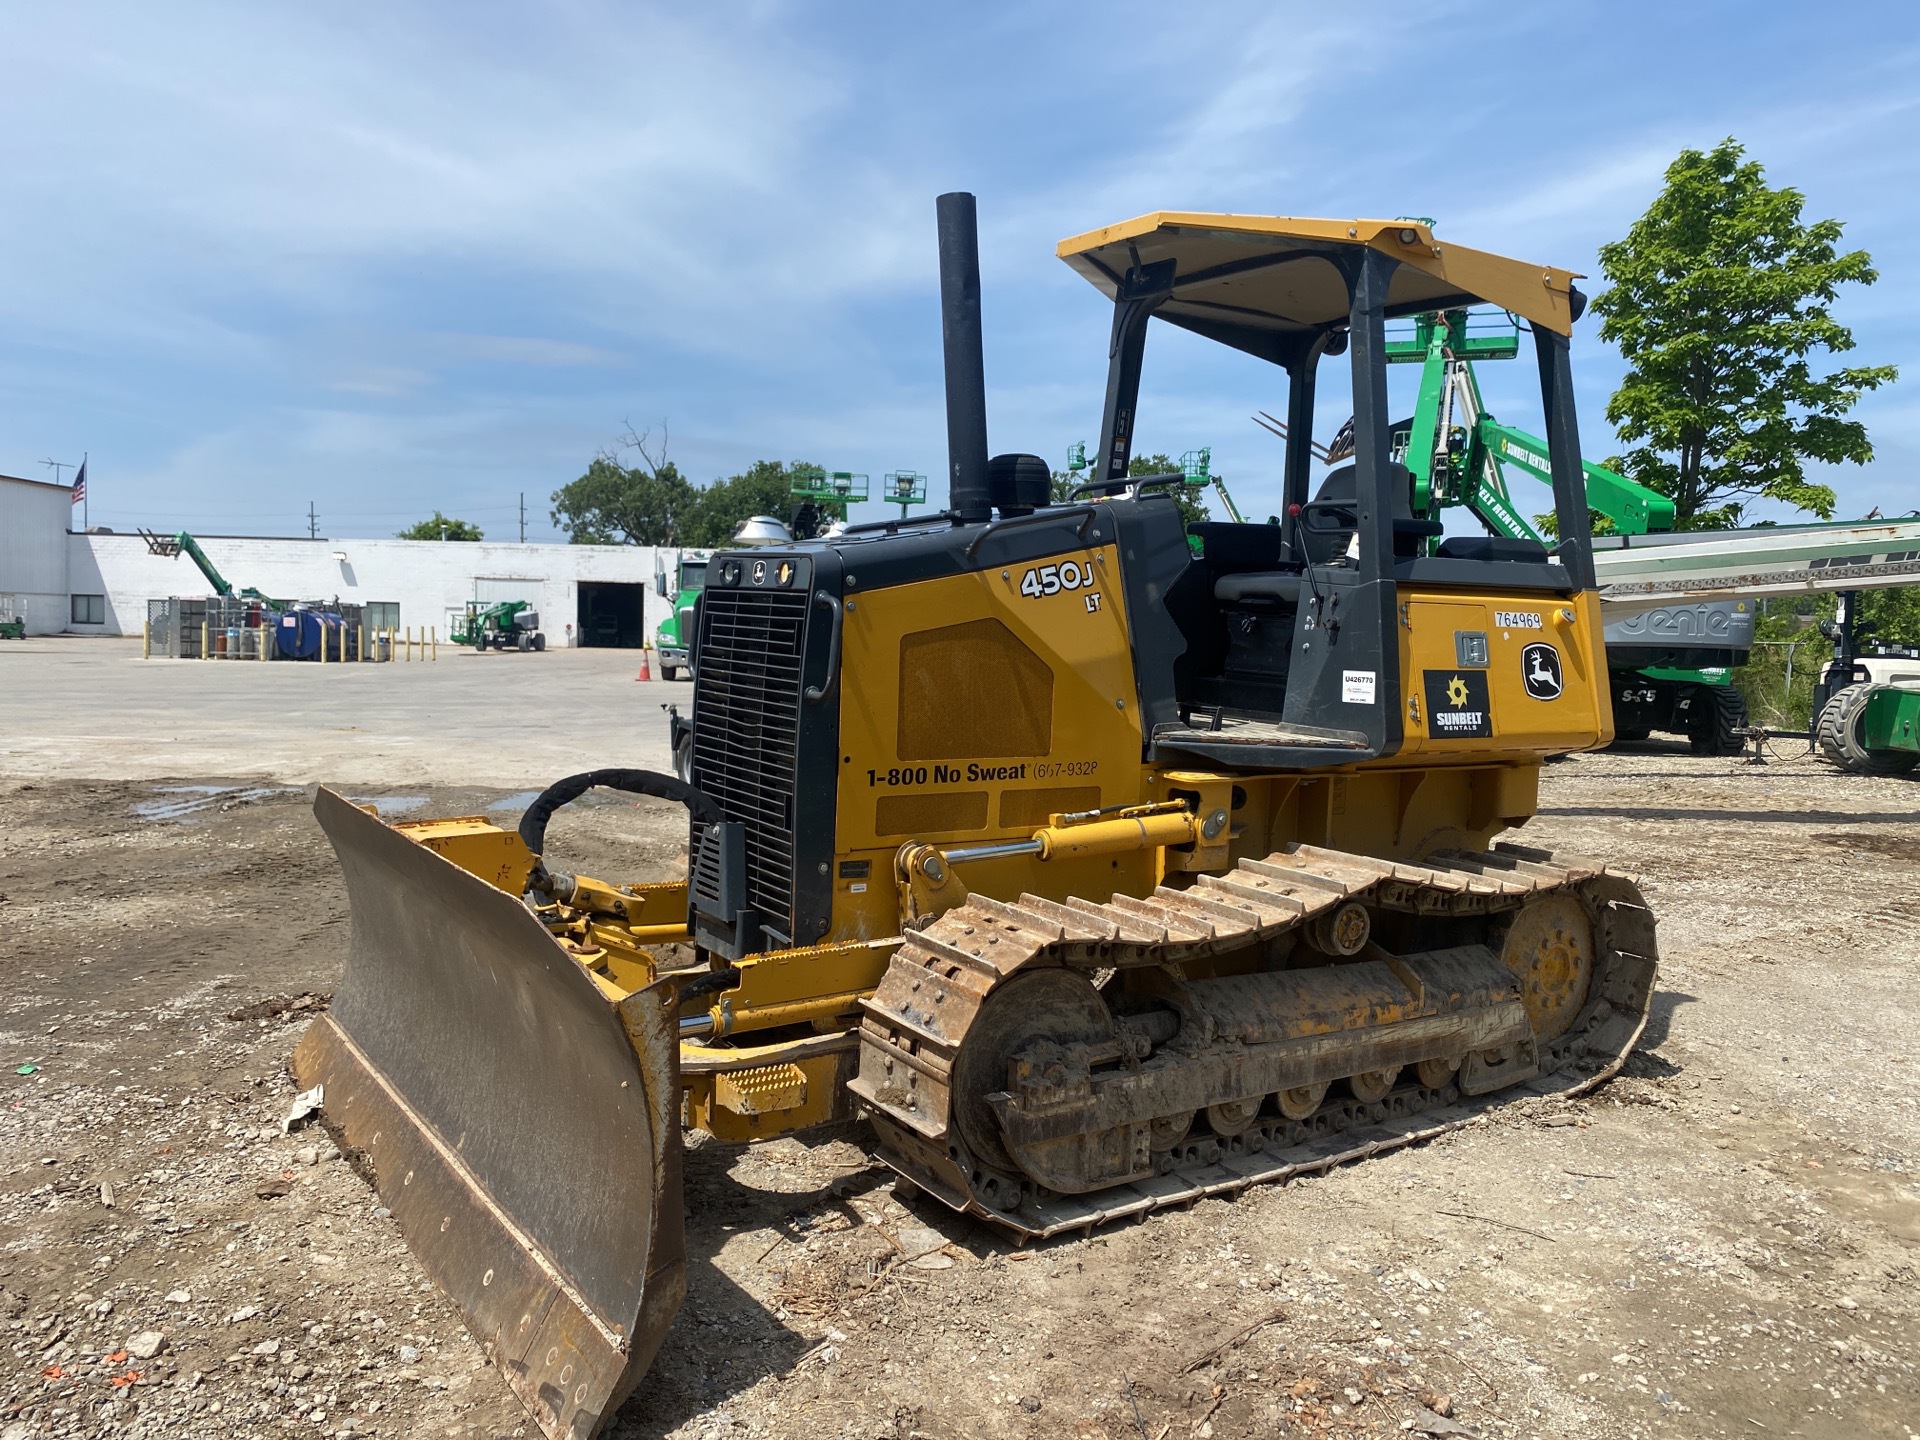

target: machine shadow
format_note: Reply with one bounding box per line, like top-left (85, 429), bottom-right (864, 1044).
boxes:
top-left (1539, 805), bottom-right (1920, 825)
top-left (606, 1127), bottom-right (899, 1437)
top-left (1636, 987), bottom-right (1697, 1053)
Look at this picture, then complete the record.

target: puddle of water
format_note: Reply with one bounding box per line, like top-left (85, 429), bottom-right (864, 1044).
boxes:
top-left (345, 795), bottom-right (429, 818)
top-left (486, 790), bottom-right (543, 813)
top-left (484, 787), bottom-right (661, 816)
top-left (134, 784), bottom-right (292, 822)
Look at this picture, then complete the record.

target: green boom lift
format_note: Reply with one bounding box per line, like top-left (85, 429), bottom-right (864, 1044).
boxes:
top-left (450, 599), bottom-right (546, 652)
top-left (1385, 308), bottom-right (1749, 754)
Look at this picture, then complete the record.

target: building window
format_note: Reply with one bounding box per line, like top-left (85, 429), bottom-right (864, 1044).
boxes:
top-left (71, 594), bottom-right (105, 625)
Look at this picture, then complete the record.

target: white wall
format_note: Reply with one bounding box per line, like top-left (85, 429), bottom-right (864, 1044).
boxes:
top-left (0, 475), bottom-right (77, 633)
top-left (67, 533), bottom-right (681, 642)
top-left (0, 472), bottom-right (686, 640)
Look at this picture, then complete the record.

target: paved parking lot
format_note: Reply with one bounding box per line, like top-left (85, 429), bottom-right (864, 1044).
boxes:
top-left (0, 637), bottom-right (679, 787)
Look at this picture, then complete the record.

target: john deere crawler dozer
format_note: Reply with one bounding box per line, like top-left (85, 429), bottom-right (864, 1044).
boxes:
top-left (294, 195), bottom-right (1658, 1439)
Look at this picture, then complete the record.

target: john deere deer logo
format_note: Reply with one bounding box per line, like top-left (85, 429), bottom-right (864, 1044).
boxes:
top-left (1521, 643), bottom-right (1563, 700)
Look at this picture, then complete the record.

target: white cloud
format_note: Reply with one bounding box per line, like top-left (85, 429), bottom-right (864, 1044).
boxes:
top-left (3, 2), bottom-right (1916, 531)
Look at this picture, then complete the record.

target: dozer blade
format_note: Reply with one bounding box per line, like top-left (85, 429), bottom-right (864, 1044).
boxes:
top-left (293, 787), bottom-right (686, 1440)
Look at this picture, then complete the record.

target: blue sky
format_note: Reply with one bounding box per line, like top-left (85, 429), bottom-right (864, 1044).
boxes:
top-left (3, 1), bottom-right (1916, 541)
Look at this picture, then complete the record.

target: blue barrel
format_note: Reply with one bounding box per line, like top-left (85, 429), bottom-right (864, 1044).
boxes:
top-left (276, 610), bottom-right (341, 660)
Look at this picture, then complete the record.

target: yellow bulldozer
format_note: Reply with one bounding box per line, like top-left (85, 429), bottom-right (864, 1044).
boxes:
top-left (294, 194), bottom-right (1657, 1439)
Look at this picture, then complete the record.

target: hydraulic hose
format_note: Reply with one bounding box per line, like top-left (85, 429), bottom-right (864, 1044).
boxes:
top-left (676, 968), bottom-right (742, 1004)
top-left (517, 767), bottom-right (722, 858)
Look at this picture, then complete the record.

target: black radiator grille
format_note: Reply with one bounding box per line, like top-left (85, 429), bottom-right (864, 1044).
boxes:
top-left (689, 586), bottom-right (810, 933)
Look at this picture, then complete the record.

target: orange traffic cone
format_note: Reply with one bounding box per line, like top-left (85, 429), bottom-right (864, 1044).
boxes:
top-left (635, 647), bottom-right (652, 682)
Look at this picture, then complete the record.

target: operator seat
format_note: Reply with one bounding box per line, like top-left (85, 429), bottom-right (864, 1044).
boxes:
top-left (1297, 462), bottom-right (1442, 564)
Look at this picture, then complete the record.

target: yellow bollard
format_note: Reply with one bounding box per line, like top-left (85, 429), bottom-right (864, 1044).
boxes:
top-left (260, 622), bottom-right (268, 661)
top-left (143, 619), bottom-right (151, 660)
top-left (321, 621), bottom-right (329, 664)
top-left (201, 621), bottom-right (209, 660)
top-left (358, 623), bottom-right (366, 662)
top-left (431, 626), bottom-right (437, 661)
top-left (406, 625), bottom-right (413, 661)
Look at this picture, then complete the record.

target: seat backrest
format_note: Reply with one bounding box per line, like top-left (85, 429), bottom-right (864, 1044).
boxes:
top-left (1190, 521), bottom-right (1284, 575)
top-left (1304, 463), bottom-right (1425, 562)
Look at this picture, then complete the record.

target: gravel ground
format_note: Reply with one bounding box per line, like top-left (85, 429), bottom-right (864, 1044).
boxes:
top-left (1, 744), bottom-right (1916, 1440)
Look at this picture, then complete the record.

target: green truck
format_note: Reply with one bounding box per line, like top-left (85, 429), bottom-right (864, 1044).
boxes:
top-left (653, 551), bottom-right (710, 680)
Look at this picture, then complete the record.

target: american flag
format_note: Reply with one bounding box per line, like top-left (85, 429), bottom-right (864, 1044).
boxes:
top-left (1324, 416), bottom-right (1356, 464)
top-left (70, 459), bottom-right (87, 505)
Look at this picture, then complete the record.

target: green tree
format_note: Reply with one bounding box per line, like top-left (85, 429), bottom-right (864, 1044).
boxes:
top-left (1593, 139), bottom-right (1896, 529)
top-left (550, 426), bottom-right (697, 544)
top-left (685, 460), bottom-right (815, 546)
top-left (1046, 453), bottom-right (1212, 528)
top-left (1863, 586), bottom-right (1920, 648)
top-left (397, 512), bottom-right (484, 541)
top-left (553, 432), bottom-right (825, 548)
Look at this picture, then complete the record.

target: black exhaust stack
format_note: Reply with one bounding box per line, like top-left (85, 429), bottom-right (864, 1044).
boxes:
top-left (937, 192), bottom-right (992, 524)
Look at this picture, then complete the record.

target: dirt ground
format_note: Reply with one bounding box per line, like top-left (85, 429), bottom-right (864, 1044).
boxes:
top-left (2, 744), bottom-right (1918, 1440)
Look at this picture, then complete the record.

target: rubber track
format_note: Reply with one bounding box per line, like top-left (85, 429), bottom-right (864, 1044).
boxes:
top-left (851, 840), bottom-right (1658, 1238)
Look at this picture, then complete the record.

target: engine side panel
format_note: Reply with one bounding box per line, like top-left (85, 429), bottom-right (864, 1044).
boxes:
top-left (826, 541), bottom-right (1155, 942)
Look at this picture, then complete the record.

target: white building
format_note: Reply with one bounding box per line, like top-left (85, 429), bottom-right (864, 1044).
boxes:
top-left (0, 473), bottom-right (679, 647)
top-left (0, 475), bottom-right (79, 634)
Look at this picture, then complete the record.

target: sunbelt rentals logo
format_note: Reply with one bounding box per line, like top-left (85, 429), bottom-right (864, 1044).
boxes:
top-left (1422, 669), bottom-right (1493, 739)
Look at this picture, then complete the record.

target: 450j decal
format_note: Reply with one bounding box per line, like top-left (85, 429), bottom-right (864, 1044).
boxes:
top-left (1017, 558), bottom-right (1103, 612)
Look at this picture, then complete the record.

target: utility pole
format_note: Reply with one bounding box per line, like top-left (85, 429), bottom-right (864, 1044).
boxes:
top-left (519, 492), bottom-right (527, 544)
top-left (308, 502), bottom-right (319, 540)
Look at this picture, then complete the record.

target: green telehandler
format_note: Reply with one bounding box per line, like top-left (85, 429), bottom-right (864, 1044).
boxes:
top-left (139, 528), bottom-right (282, 608)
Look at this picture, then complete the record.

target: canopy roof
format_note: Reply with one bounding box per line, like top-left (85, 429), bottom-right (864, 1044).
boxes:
top-left (1057, 213), bottom-right (1583, 364)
